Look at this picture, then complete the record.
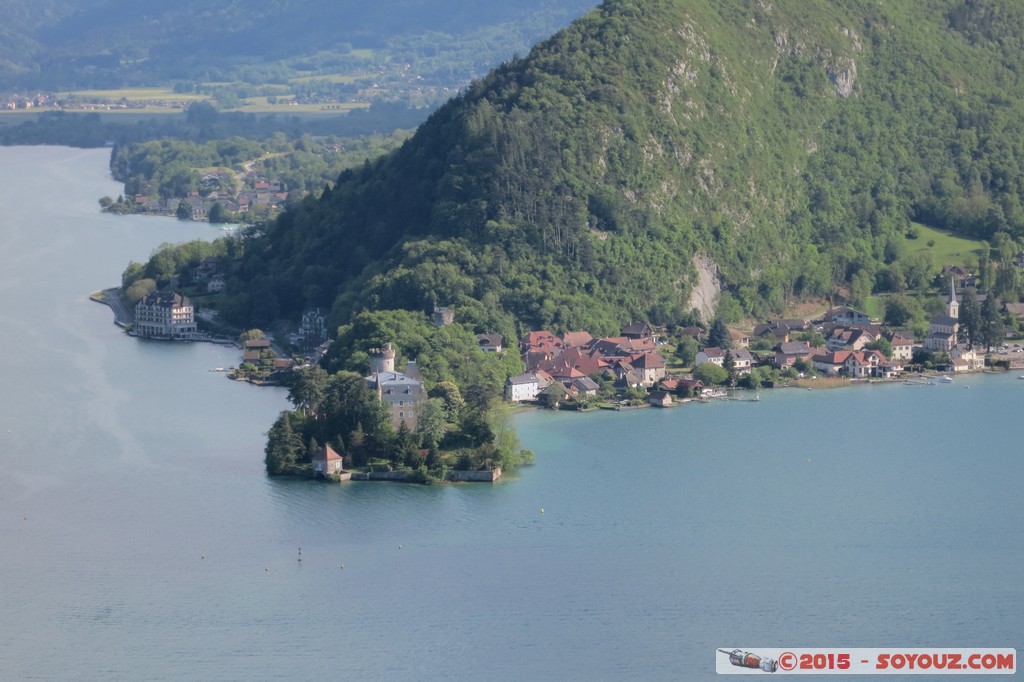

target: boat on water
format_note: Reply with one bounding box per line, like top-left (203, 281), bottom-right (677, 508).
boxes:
top-left (940, 375), bottom-right (954, 384)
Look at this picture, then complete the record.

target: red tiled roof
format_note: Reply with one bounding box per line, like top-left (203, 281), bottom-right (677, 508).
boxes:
top-left (313, 444), bottom-right (342, 463)
top-left (562, 331), bottom-right (594, 347)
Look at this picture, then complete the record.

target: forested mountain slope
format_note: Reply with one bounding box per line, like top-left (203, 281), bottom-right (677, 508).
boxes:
top-left (222, 0), bottom-right (1024, 336)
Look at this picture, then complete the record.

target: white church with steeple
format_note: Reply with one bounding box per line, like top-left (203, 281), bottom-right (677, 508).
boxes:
top-left (924, 277), bottom-right (960, 352)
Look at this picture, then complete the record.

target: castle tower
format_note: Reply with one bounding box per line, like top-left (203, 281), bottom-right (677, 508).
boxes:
top-left (369, 342), bottom-right (396, 374)
top-left (947, 276), bottom-right (959, 319)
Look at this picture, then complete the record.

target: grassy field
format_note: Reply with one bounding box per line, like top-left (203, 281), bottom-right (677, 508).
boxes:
top-left (290, 74), bottom-right (360, 84)
top-left (862, 296), bottom-right (886, 321)
top-left (57, 87), bottom-right (207, 101)
top-left (0, 101), bottom-right (369, 121)
top-left (235, 99), bottom-right (369, 113)
top-left (906, 221), bottom-right (985, 267)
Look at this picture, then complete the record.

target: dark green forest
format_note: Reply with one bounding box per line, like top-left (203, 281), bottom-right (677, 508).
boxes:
top-left (211, 0), bottom-right (1024, 338)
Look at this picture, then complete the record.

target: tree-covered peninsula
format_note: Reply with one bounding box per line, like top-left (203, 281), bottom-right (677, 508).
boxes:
top-left (123, 0), bottom-right (1024, 474)
top-left (218, 0), bottom-right (1024, 332)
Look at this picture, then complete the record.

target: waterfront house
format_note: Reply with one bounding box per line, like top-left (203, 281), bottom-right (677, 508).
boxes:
top-left (506, 369), bottom-right (554, 402)
top-left (813, 349), bottom-right (896, 378)
top-left (505, 372), bottom-right (540, 402)
top-left (539, 381), bottom-right (573, 408)
top-left (676, 378), bottom-right (705, 397)
top-left (950, 344), bottom-right (983, 371)
top-left (648, 390), bottom-right (673, 407)
top-left (695, 347), bottom-right (752, 374)
top-left (571, 376), bottom-right (600, 396)
top-left (134, 291), bottom-right (197, 340)
top-left (812, 350), bottom-right (849, 376)
top-left (312, 444), bottom-right (344, 477)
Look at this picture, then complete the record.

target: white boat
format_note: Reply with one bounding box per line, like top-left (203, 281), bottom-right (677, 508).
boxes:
top-left (940, 375), bottom-right (954, 384)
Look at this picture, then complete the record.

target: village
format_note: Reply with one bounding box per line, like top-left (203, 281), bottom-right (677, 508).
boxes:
top-left (504, 274), bottom-right (1024, 410)
top-left (117, 172), bottom-right (291, 222)
top-left (114, 260), bottom-right (1024, 425)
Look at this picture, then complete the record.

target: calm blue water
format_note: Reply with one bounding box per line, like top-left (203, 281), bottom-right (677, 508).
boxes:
top-left (0, 146), bottom-right (1021, 681)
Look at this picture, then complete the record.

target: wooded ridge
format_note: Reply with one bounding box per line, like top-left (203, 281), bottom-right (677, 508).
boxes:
top-left (212, 0), bottom-right (1024, 337)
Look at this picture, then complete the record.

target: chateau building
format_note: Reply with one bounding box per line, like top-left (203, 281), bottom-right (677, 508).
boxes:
top-left (365, 343), bottom-right (424, 431)
top-left (134, 291), bottom-right (197, 339)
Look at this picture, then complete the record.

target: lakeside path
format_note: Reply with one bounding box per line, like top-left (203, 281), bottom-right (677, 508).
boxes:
top-left (89, 287), bottom-right (134, 327)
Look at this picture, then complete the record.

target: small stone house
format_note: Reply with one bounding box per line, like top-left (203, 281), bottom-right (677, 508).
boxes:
top-left (312, 444), bottom-right (344, 477)
top-left (648, 390), bottom-right (673, 407)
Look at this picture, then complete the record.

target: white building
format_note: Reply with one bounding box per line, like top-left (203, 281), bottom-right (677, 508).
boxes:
top-left (886, 332), bottom-right (915, 361)
top-left (134, 291), bottom-right (197, 339)
top-left (695, 347), bottom-right (752, 374)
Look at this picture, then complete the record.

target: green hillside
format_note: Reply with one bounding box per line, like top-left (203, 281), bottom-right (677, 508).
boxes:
top-left (211, 0), bottom-right (1024, 338)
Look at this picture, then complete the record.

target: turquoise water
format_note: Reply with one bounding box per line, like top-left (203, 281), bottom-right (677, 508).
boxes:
top-left (0, 147), bottom-right (1021, 681)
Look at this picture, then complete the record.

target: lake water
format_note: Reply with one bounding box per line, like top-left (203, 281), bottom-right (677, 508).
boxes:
top-left (0, 146), bottom-right (1021, 681)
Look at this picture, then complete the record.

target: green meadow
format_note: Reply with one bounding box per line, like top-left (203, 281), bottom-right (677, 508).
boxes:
top-left (906, 221), bottom-right (986, 268)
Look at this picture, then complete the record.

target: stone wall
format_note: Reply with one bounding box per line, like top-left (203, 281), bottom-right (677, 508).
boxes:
top-left (446, 468), bottom-right (501, 482)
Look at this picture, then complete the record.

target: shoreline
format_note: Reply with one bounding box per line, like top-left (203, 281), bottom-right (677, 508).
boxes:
top-left (89, 287), bottom-right (133, 327)
top-left (90, 287), bottom-right (237, 346)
